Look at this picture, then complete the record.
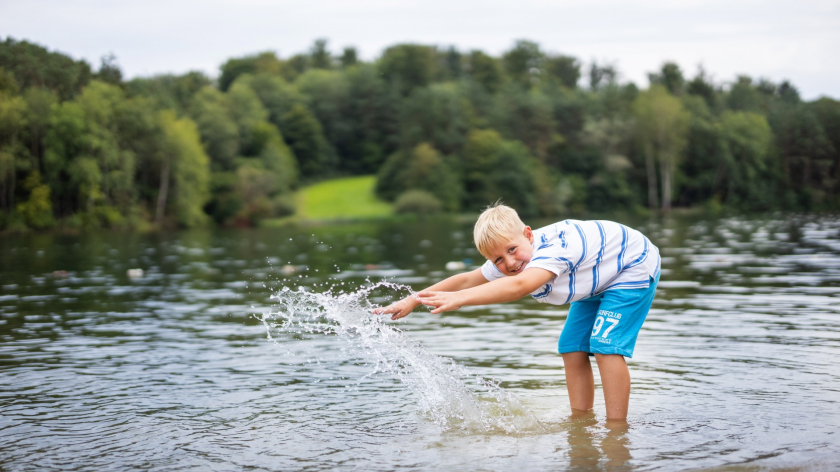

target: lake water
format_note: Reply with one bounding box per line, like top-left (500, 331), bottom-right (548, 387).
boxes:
top-left (1, 214), bottom-right (839, 471)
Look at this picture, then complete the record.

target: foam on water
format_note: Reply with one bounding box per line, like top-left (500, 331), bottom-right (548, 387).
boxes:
top-left (260, 281), bottom-right (544, 434)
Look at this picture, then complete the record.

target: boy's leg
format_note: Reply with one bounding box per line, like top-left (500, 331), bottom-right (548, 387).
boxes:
top-left (588, 273), bottom-right (659, 419)
top-left (594, 354), bottom-right (630, 419)
top-left (562, 352), bottom-right (595, 411)
top-left (559, 297), bottom-right (601, 411)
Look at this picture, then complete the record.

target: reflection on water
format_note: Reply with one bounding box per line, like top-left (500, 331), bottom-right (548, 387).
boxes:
top-left (565, 413), bottom-right (631, 472)
top-left (1, 214), bottom-right (839, 471)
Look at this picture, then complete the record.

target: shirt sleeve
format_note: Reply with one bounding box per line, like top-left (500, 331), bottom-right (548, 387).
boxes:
top-left (524, 241), bottom-right (577, 277)
top-left (480, 260), bottom-right (505, 281)
top-left (525, 243), bottom-right (578, 303)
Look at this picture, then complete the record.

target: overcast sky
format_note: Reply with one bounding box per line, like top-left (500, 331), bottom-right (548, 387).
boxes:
top-left (2, 0), bottom-right (838, 99)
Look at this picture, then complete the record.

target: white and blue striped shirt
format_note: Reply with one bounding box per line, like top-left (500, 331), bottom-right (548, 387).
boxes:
top-left (481, 220), bottom-right (661, 305)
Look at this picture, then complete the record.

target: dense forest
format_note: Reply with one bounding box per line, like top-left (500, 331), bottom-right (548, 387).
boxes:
top-left (1, 37), bottom-right (838, 231)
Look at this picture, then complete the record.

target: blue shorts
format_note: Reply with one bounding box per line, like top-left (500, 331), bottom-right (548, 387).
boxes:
top-left (558, 273), bottom-right (659, 358)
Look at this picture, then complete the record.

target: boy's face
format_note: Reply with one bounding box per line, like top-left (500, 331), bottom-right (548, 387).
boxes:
top-left (487, 226), bottom-right (534, 276)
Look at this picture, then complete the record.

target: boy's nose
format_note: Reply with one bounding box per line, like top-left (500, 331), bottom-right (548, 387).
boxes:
top-left (505, 255), bottom-right (517, 269)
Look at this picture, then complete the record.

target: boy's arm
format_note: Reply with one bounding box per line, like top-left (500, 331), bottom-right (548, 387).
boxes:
top-left (373, 268), bottom-right (489, 320)
top-left (416, 268), bottom-right (554, 314)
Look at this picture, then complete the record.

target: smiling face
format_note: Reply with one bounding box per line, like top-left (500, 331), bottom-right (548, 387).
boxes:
top-left (487, 227), bottom-right (535, 276)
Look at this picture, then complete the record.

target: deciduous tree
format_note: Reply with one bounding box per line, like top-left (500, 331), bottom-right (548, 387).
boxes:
top-left (633, 85), bottom-right (690, 211)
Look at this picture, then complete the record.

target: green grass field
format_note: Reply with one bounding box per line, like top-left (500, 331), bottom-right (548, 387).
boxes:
top-left (296, 175), bottom-right (393, 221)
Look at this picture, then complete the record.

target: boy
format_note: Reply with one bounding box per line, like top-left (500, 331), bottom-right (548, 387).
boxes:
top-left (374, 204), bottom-right (660, 420)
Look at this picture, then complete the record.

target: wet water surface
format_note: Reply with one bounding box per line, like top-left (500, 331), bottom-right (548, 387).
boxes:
top-left (1, 214), bottom-right (839, 471)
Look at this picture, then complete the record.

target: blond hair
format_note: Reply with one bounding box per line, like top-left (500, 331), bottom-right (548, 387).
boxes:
top-left (473, 203), bottom-right (525, 259)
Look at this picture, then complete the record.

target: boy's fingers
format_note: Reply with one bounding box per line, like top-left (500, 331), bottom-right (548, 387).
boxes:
top-left (373, 304), bottom-right (398, 315)
top-left (418, 295), bottom-right (443, 306)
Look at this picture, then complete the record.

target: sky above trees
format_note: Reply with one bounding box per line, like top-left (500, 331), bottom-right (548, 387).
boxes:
top-left (1, 0), bottom-right (838, 99)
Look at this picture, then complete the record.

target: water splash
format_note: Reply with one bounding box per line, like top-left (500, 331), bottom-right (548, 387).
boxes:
top-left (260, 281), bottom-right (544, 434)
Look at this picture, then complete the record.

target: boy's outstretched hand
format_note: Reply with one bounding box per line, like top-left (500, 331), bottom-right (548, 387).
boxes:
top-left (373, 296), bottom-right (421, 320)
top-left (415, 290), bottom-right (463, 314)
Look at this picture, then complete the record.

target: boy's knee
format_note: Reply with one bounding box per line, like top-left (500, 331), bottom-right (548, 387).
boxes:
top-left (562, 351), bottom-right (591, 364)
top-left (594, 353), bottom-right (625, 361)
top-left (594, 353), bottom-right (628, 369)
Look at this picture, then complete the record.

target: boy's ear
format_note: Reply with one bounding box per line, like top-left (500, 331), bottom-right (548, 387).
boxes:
top-left (524, 226), bottom-right (533, 244)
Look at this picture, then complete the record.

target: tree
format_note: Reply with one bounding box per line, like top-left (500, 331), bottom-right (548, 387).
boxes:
top-left (41, 81), bottom-right (137, 220)
top-left (462, 129), bottom-right (504, 207)
top-left (400, 83), bottom-right (472, 155)
top-left (116, 94), bottom-right (165, 217)
top-left (44, 99), bottom-right (85, 216)
top-left (502, 40), bottom-right (544, 88)
top-left (23, 87), bottom-right (57, 170)
top-left (466, 50), bottom-right (503, 93)
top-left (295, 66), bottom-right (393, 174)
top-left (95, 53), bottom-right (123, 85)
top-left (284, 54), bottom-right (310, 82)
top-left (0, 87), bottom-right (27, 211)
top-left (340, 64), bottom-right (395, 172)
top-left (376, 143), bottom-right (461, 211)
top-left (769, 100), bottom-right (833, 207)
top-left (576, 117), bottom-right (637, 211)
top-left (218, 51), bottom-right (284, 91)
top-left (309, 39), bottom-right (333, 70)
top-left (16, 171), bottom-right (53, 228)
top-left (727, 76), bottom-right (765, 113)
top-left (238, 73), bottom-right (306, 129)
top-left (249, 121), bottom-right (297, 192)
top-left (281, 104), bottom-right (334, 178)
top-left (492, 84), bottom-right (555, 160)
top-left (545, 55), bottom-right (580, 89)
top-left (236, 122), bottom-right (298, 223)
top-left (461, 129), bottom-right (541, 215)
top-left (547, 87), bottom-right (587, 154)
top-left (633, 85), bottom-right (690, 211)
top-left (686, 66), bottom-right (717, 108)
top-left (810, 98), bottom-right (840, 201)
top-left (776, 80), bottom-right (801, 104)
top-left (339, 47), bottom-right (358, 68)
top-left (718, 111), bottom-right (775, 208)
top-left (679, 95), bottom-right (728, 206)
top-left (70, 81), bottom-right (135, 212)
top-left (580, 117), bottom-right (634, 170)
top-left (588, 61), bottom-right (618, 91)
top-left (189, 86), bottom-right (239, 170)
top-left (156, 111), bottom-right (210, 227)
top-left (648, 62), bottom-right (684, 95)
top-left (438, 46), bottom-right (463, 81)
top-left (125, 71), bottom-right (211, 115)
top-left (0, 38), bottom-right (92, 100)
top-left (227, 80), bottom-right (269, 148)
top-left (0, 66), bottom-right (19, 94)
top-left (295, 69), bottom-right (348, 154)
top-left (378, 44), bottom-right (437, 96)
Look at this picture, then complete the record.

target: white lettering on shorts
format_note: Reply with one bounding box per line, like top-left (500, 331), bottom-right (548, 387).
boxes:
top-left (597, 309), bottom-right (622, 320)
top-left (592, 309), bottom-right (621, 339)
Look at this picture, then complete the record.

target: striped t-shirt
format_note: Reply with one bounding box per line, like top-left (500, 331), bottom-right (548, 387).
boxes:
top-left (480, 220), bottom-right (661, 305)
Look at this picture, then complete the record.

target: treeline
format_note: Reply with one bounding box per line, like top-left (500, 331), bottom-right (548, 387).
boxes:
top-left (1, 37), bottom-right (838, 231)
